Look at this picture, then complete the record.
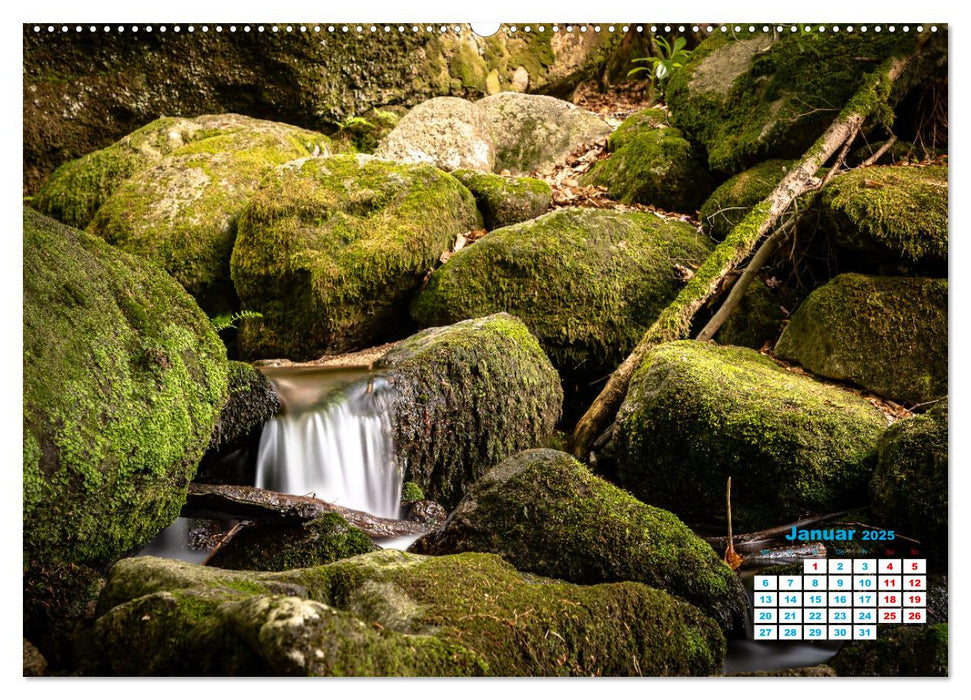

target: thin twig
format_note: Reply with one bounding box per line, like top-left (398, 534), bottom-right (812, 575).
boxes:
top-left (860, 134), bottom-right (899, 167)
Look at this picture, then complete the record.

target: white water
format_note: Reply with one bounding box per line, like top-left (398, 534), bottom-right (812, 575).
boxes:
top-left (255, 367), bottom-right (402, 519)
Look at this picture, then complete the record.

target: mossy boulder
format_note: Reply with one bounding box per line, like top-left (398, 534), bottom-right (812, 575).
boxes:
top-left (477, 92), bottom-right (611, 174)
top-left (870, 402), bottom-right (948, 562)
top-left (580, 108), bottom-right (712, 212)
top-left (818, 165), bottom-right (948, 267)
top-left (614, 341), bottom-right (888, 529)
top-left (206, 513), bottom-right (377, 571)
top-left (774, 274), bottom-right (947, 404)
top-left (93, 551), bottom-right (725, 676)
top-left (829, 624), bottom-right (948, 676)
top-left (699, 159), bottom-right (794, 240)
top-left (666, 31), bottom-right (918, 174)
top-left (411, 208), bottom-right (714, 377)
top-left (376, 314), bottom-right (562, 508)
top-left (714, 278), bottom-right (789, 350)
top-left (231, 154), bottom-right (481, 361)
top-left (23, 209), bottom-right (228, 649)
top-left (87, 116), bottom-right (333, 315)
top-left (413, 448), bottom-right (748, 635)
top-left (375, 97), bottom-right (495, 172)
top-left (451, 169), bottom-right (551, 229)
top-left (32, 116), bottom-right (217, 229)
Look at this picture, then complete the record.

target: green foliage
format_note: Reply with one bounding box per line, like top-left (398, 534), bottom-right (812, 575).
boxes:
top-left (401, 482), bottom-right (425, 502)
top-left (629, 36), bottom-right (692, 98)
top-left (211, 309), bottom-right (263, 332)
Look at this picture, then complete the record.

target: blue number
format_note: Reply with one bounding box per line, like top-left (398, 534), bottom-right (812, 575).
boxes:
top-left (784, 629), bottom-right (796, 637)
top-left (809, 629), bottom-right (821, 637)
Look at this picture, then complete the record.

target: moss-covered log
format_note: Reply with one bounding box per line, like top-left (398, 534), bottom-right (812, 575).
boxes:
top-left (571, 40), bottom-right (928, 459)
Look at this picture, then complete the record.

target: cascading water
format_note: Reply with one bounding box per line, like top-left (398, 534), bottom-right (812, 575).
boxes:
top-left (255, 366), bottom-right (403, 519)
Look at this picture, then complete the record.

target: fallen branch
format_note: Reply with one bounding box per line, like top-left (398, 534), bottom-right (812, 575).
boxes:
top-left (570, 38), bottom-right (927, 460)
top-left (860, 133), bottom-right (900, 166)
top-left (182, 483), bottom-right (429, 539)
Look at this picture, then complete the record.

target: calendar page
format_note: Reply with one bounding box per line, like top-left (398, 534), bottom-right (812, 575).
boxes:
top-left (22, 12), bottom-right (948, 680)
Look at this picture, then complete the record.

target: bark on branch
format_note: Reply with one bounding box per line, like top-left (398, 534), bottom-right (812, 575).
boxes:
top-left (570, 41), bottom-right (927, 460)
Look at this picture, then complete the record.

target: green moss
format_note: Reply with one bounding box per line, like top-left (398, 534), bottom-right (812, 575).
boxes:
top-left (699, 160), bottom-right (794, 239)
top-left (414, 449), bottom-right (748, 635)
top-left (231, 154), bottom-right (481, 360)
top-left (23, 208), bottom-right (228, 654)
top-left (84, 122), bottom-right (331, 316)
top-left (830, 624), bottom-right (948, 676)
top-left (95, 551), bottom-right (725, 676)
top-left (23, 208), bottom-right (228, 569)
top-left (451, 169), bottom-right (551, 229)
top-left (412, 208), bottom-right (713, 378)
top-left (819, 165), bottom-right (948, 264)
top-left (581, 109), bottom-right (712, 212)
top-left (869, 402), bottom-right (947, 562)
top-left (376, 314), bottom-right (562, 508)
top-left (775, 274), bottom-right (947, 404)
top-left (667, 31), bottom-right (917, 173)
top-left (401, 482), bottom-right (425, 502)
top-left (33, 117), bottom-right (201, 229)
top-left (207, 513), bottom-right (378, 571)
top-left (615, 341), bottom-right (888, 529)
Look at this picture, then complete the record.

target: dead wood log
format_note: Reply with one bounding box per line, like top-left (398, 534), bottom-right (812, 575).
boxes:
top-left (182, 483), bottom-right (429, 539)
top-left (570, 39), bottom-right (927, 460)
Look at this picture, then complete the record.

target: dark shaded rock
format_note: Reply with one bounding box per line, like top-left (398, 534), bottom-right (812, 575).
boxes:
top-left (412, 448), bottom-right (748, 635)
top-left (93, 551), bottom-right (726, 676)
top-left (376, 314), bottom-right (562, 508)
top-left (206, 513), bottom-right (377, 571)
top-left (451, 169), bottom-right (551, 229)
top-left (403, 500), bottom-right (448, 526)
top-left (829, 624), bottom-right (948, 676)
top-left (615, 341), bottom-right (888, 529)
top-left (208, 362), bottom-right (279, 452)
top-left (730, 665), bottom-right (837, 677)
top-left (232, 154), bottom-right (481, 360)
top-left (713, 278), bottom-right (790, 350)
top-left (774, 274), bottom-right (947, 404)
top-left (411, 207), bottom-right (713, 378)
top-left (23, 639), bottom-right (48, 677)
top-left (870, 401), bottom-right (948, 563)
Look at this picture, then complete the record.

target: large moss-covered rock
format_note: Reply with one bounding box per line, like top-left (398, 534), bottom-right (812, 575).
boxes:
top-left (451, 169), bottom-right (551, 229)
top-left (25, 26), bottom-right (643, 194)
top-left (580, 108), bottom-right (712, 212)
top-left (818, 165), bottom-right (948, 266)
top-left (413, 449), bottom-right (748, 635)
top-left (774, 274), bottom-right (947, 404)
top-left (376, 314), bottom-right (562, 508)
top-left (477, 92), bottom-right (611, 174)
top-left (615, 341), bottom-right (888, 529)
top-left (411, 208), bottom-right (713, 377)
top-left (666, 31), bottom-right (918, 174)
top-left (829, 624), bottom-right (948, 677)
top-left (232, 154), bottom-right (481, 361)
top-left (32, 116), bottom-right (217, 229)
top-left (23, 209), bottom-right (228, 648)
top-left (207, 513), bottom-right (377, 571)
top-left (870, 402), bottom-right (948, 562)
top-left (93, 551), bottom-right (725, 676)
top-left (87, 116), bottom-right (332, 315)
top-left (699, 159), bottom-right (793, 240)
top-left (375, 97), bottom-right (494, 172)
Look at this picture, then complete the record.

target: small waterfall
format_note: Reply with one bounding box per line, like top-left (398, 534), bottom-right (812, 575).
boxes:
top-left (255, 367), bottom-right (402, 519)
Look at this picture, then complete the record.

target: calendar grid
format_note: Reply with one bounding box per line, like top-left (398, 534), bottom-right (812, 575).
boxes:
top-left (753, 558), bottom-right (926, 640)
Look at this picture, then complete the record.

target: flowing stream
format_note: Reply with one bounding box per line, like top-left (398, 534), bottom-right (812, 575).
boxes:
top-left (255, 366), bottom-right (402, 519)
